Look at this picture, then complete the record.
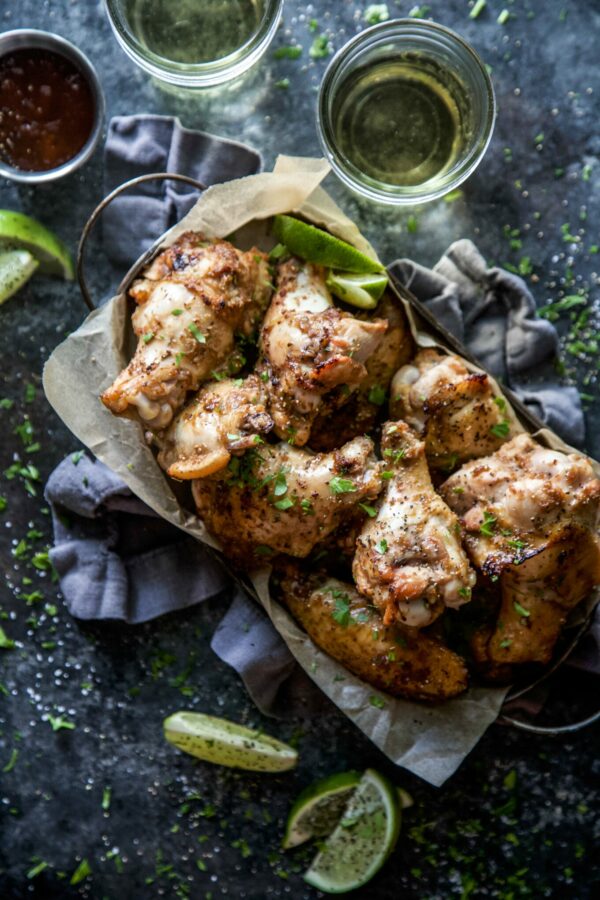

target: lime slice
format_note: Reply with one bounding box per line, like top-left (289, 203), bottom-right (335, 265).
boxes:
top-left (283, 770), bottom-right (362, 849)
top-left (303, 768), bottom-right (401, 893)
top-left (0, 210), bottom-right (74, 279)
top-left (272, 215), bottom-right (383, 274)
top-left (163, 711), bottom-right (297, 772)
top-left (0, 250), bottom-right (39, 305)
top-left (326, 270), bottom-right (389, 310)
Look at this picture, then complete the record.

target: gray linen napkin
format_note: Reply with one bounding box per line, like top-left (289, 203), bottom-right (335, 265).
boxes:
top-left (103, 115), bottom-right (262, 272)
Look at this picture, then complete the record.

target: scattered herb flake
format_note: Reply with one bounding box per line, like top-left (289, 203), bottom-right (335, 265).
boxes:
top-left (142, 332), bottom-right (155, 344)
top-left (70, 859), bottom-right (92, 885)
top-left (470, 0), bottom-right (486, 19)
top-left (48, 714), bottom-right (75, 732)
top-left (0, 626), bottom-right (15, 649)
top-left (513, 600), bottom-right (530, 617)
top-left (329, 476), bottom-right (356, 494)
top-left (273, 496), bottom-right (294, 511)
top-left (2, 747), bottom-right (18, 772)
top-left (369, 695), bottom-right (385, 708)
top-left (376, 538), bottom-right (388, 554)
top-left (273, 45), bottom-right (302, 60)
top-left (490, 421), bottom-right (510, 439)
top-left (188, 323), bottom-right (206, 343)
top-left (275, 77), bottom-right (289, 89)
top-left (480, 511), bottom-right (497, 537)
top-left (368, 384), bottom-right (386, 406)
top-left (359, 503), bottom-right (377, 518)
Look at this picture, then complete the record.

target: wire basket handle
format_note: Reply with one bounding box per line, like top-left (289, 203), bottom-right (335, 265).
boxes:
top-left (76, 172), bottom-right (207, 311)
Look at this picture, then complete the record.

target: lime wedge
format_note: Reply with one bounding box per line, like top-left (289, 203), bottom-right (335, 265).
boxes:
top-left (0, 250), bottom-right (39, 305)
top-left (163, 711), bottom-right (297, 772)
top-left (303, 768), bottom-right (401, 893)
top-left (272, 215), bottom-right (383, 274)
top-left (283, 770), bottom-right (362, 849)
top-left (0, 210), bottom-right (74, 279)
top-left (326, 270), bottom-right (389, 310)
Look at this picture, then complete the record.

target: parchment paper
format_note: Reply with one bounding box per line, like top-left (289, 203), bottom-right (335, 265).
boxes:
top-left (43, 157), bottom-right (597, 786)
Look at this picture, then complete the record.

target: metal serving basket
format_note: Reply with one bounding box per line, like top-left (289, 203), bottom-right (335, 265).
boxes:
top-left (76, 172), bottom-right (600, 737)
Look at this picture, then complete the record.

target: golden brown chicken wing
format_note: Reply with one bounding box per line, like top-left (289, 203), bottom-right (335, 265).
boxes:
top-left (352, 421), bottom-right (476, 628)
top-left (258, 258), bottom-right (387, 446)
top-left (192, 436), bottom-right (383, 564)
top-left (156, 374), bottom-right (273, 480)
top-left (441, 433), bottom-right (600, 664)
top-left (276, 565), bottom-right (468, 702)
top-left (390, 348), bottom-right (516, 472)
top-left (101, 233), bottom-right (272, 430)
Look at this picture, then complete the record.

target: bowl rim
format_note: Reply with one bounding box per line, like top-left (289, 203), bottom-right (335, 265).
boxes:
top-left (0, 28), bottom-right (105, 184)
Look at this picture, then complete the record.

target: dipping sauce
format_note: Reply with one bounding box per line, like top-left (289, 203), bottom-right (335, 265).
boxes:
top-left (0, 47), bottom-right (95, 172)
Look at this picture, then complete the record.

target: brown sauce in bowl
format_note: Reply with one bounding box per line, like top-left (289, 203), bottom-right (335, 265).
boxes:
top-left (0, 47), bottom-right (95, 172)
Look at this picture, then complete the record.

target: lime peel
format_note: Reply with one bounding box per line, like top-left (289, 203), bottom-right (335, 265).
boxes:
top-left (326, 270), bottom-right (388, 310)
top-left (0, 210), bottom-right (74, 279)
top-left (163, 711), bottom-right (297, 773)
top-left (273, 215), bottom-right (383, 274)
top-left (0, 250), bottom-right (39, 305)
top-left (303, 768), bottom-right (401, 893)
top-left (283, 770), bottom-right (362, 849)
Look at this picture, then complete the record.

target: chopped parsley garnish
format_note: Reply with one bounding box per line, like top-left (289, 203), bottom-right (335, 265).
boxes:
top-left (273, 469), bottom-right (288, 497)
top-left (470, 0), bottom-right (486, 19)
top-left (507, 538), bottom-right (525, 550)
top-left (359, 503), bottom-right (377, 518)
top-left (381, 470), bottom-right (394, 480)
top-left (332, 595), bottom-right (351, 627)
top-left (0, 626), bottom-right (15, 649)
top-left (269, 243), bottom-right (288, 261)
top-left (188, 323), bottom-right (206, 343)
top-left (480, 510), bottom-right (497, 537)
top-left (70, 859), bottom-right (92, 885)
top-left (375, 538), bottom-right (388, 554)
top-left (24, 383), bottom-right (36, 403)
top-left (273, 45), bottom-right (302, 60)
top-left (48, 714), bottom-right (75, 731)
top-left (458, 587), bottom-right (472, 599)
top-left (309, 35), bottom-right (331, 59)
top-left (3, 749), bottom-right (19, 775)
top-left (275, 77), bottom-right (289, 89)
top-left (259, 370), bottom-right (269, 382)
top-left (175, 352), bottom-right (185, 367)
top-left (273, 496), bottom-right (294, 511)
top-left (369, 695), bottom-right (385, 709)
top-left (368, 384), bottom-right (386, 406)
top-left (490, 421), bottom-right (510, 439)
top-left (513, 600), bottom-right (530, 618)
top-left (0, 496), bottom-right (7, 513)
top-left (493, 395), bottom-right (507, 412)
top-left (300, 498), bottom-right (314, 514)
top-left (102, 786), bottom-right (112, 811)
top-left (142, 332), bottom-right (155, 344)
top-left (0, 397), bottom-right (14, 409)
top-left (537, 294), bottom-right (586, 321)
top-left (499, 638), bottom-right (512, 648)
top-left (383, 447), bottom-right (406, 463)
top-left (364, 4), bottom-right (389, 25)
top-left (71, 450), bottom-right (85, 465)
top-left (171, 308), bottom-right (184, 316)
top-left (329, 476), bottom-right (356, 494)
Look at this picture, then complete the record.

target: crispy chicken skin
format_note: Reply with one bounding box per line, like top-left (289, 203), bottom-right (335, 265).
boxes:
top-left (390, 349), bottom-right (516, 471)
top-left (156, 375), bottom-right (273, 480)
top-left (276, 566), bottom-right (468, 702)
top-left (101, 233), bottom-right (272, 430)
top-left (441, 433), bottom-right (600, 664)
top-left (309, 292), bottom-right (415, 452)
top-left (353, 421), bottom-right (476, 628)
top-left (192, 436), bottom-right (383, 563)
top-left (258, 258), bottom-right (387, 446)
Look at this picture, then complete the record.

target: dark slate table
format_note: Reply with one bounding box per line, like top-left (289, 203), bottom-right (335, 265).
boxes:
top-left (1, 1), bottom-right (599, 898)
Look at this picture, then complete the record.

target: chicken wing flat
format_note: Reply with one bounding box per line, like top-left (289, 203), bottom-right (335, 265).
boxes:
top-left (441, 433), bottom-right (600, 664)
top-left (276, 566), bottom-right (468, 702)
top-left (390, 349), bottom-right (516, 471)
top-left (309, 292), bottom-right (414, 452)
top-left (353, 421), bottom-right (476, 628)
top-left (192, 436), bottom-right (383, 564)
top-left (156, 374), bottom-right (273, 480)
top-left (101, 233), bottom-right (272, 430)
top-left (258, 258), bottom-right (387, 446)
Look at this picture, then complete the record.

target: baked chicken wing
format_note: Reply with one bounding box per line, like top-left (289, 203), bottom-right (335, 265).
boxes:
top-left (276, 566), bottom-right (468, 702)
top-left (156, 374), bottom-right (273, 480)
top-left (390, 349), bottom-right (516, 471)
top-left (258, 258), bottom-right (387, 446)
top-left (192, 435), bottom-right (382, 563)
top-left (309, 293), bottom-right (414, 451)
top-left (353, 421), bottom-right (476, 628)
top-left (441, 433), bottom-right (600, 664)
top-left (101, 233), bottom-right (272, 430)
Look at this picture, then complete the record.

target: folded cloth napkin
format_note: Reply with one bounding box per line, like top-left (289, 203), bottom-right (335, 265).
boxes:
top-left (49, 117), bottom-right (595, 717)
top-left (103, 114), bottom-right (262, 273)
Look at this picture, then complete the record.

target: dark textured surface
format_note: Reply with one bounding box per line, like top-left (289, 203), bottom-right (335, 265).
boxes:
top-left (1, 1), bottom-right (599, 898)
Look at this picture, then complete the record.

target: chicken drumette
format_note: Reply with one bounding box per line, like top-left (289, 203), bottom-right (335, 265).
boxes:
top-left (441, 433), bottom-right (600, 664)
top-left (192, 435), bottom-right (383, 563)
top-left (390, 349), bottom-right (517, 471)
top-left (276, 566), bottom-right (468, 702)
top-left (258, 258), bottom-right (387, 446)
top-left (156, 374), bottom-right (273, 480)
top-left (353, 421), bottom-right (476, 628)
top-left (101, 233), bottom-right (272, 430)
